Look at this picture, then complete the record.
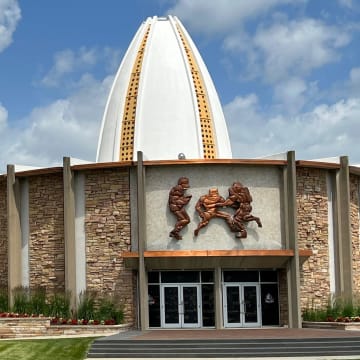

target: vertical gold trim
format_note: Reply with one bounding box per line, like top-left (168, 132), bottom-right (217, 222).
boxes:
top-left (119, 25), bottom-right (151, 161)
top-left (176, 24), bottom-right (217, 159)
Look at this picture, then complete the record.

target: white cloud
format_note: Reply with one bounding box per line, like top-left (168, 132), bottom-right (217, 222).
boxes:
top-left (167, 0), bottom-right (303, 34)
top-left (0, 75), bottom-right (113, 171)
top-left (338, 0), bottom-right (353, 8)
top-left (225, 95), bottom-right (360, 162)
top-left (0, 0), bottom-right (21, 53)
top-left (0, 102), bottom-right (8, 130)
top-left (273, 77), bottom-right (307, 114)
top-left (350, 67), bottom-right (360, 85)
top-left (41, 47), bottom-right (98, 87)
top-left (225, 18), bottom-right (350, 83)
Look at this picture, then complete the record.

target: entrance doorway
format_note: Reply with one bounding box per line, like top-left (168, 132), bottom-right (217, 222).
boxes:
top-left (161, 284), bottom-right (201, 328)
top-left (223, 284), bottom-right (261, 327)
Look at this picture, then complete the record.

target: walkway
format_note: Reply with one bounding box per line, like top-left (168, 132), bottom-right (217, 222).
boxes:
top-left (86, 328), bottom-right (360, 359)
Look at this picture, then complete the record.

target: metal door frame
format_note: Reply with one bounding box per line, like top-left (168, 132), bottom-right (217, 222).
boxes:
top-left (160, 284), bottom-right (201, 328)
top-left (223, 283), bottom-right (261, 328)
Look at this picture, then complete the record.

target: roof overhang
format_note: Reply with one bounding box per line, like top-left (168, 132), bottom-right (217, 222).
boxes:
top-left (121, 249), bottom-right (312, 270)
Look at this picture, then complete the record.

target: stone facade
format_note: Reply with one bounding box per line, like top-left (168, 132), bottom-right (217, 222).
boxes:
top-left (278, 269), bottom-right (288, 326)
top-left (85, 168), bottom-right (135, 325)
top-left (297, 167), bottom-right (330, 310)
top-left (0, 177), bottom-right (7, 290)
top-left (350, 175), bottom-right (360, 293)
top-left (28, 173), bottom-right (65, 292)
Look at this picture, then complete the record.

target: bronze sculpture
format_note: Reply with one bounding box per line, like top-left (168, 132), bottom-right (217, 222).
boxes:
top-left (168, 177), bottom-right (192, 240)
top-left (217, 182), bottom-right (262, 238)
top-left (194, 188), bottom-right (228, 236)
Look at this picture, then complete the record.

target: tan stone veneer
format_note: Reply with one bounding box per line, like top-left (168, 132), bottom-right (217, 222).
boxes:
top-left (297, 167), bottom-right (330, 309)
top-left (350, 175), bottom-right (360, 293)
top-left (28, 173), bottom-right (65, 292)
top-left (84, 168), bottom-right (135, 325)
top-left (0, 177), bottom-right (7, 289)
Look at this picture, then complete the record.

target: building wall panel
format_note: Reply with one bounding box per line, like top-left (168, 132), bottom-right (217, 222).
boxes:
top-left (85, 168), bottom-right (135, 324)
top-left (297, 167), bottom-right (329, 310)
top-left (0, 177), bottom-right (7, 290)
top-left (28, 173), bottom-right (65, 292)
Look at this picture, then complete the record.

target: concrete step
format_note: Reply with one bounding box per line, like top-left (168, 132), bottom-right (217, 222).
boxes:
top-left (87, 338), bottom-right (360, 358)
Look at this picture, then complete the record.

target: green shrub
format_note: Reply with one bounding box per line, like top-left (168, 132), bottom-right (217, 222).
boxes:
top-left (48, 291), bottom-right (71, 318)
top-left (12, 286), bottom-right (30, 314)
top-left (95, 294), bottom-right (124, 324)
top-left (30, 287), bottom-right (48, 315)
top-left (0, 287), bottom-right (8, 312)
top-left (77, 291), bottom-right (96, 320)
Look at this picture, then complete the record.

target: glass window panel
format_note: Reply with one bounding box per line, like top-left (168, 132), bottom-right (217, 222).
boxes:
top-left (243, 286), bottom-right (258, 323)
top-left (261, 284), bottom-right (279, 326)
top-left (202, 284), bottom-right (215, 327)
top-left (260, 271), bottom-right (278, 283)
top-left (148, 285), bottom-right (160, 327)
top-left (201, 271), bottom-right (214, 283)
top-left (223, 271), bottom-right (259, 282)
top-left (164, 286), bottom-right (179, 324)
top-left (183, 286), bottom-right (198, 324)
top-left (161, 271), bottom-right (199, 283)
top-left (148, 271), bottom-right (159, 283)
top-left (226, 286), bottom-right (240, 323)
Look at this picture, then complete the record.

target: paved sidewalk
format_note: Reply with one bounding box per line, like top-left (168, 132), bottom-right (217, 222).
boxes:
top-left (85, 328), bottom-right (360, 359)
top-left (99, 327), bottom-right (360, 340)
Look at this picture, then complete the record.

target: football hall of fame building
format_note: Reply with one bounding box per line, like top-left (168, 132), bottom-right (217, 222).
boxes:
top-left (1, 16), bottom-right (360, 330)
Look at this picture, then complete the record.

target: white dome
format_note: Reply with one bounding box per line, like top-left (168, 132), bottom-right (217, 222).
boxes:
top-left (96, 15), bottom-right (232, 162)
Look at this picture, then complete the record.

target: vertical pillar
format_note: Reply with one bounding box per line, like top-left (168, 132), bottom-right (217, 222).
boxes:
top-left (63, 157), bottom-right (77, 310)
top-left (285, 151), bottom-right (301, 328)
top-left (7, 165), bottom-right (22, 307)
top-left (215, 266), bottom-right (223, 329)
top-left (335, 156), bottom-right (353, 298)
top-left (137, 151), bottom-right (148, 330)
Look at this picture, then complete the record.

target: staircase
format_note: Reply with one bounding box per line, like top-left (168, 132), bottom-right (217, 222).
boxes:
top-left (87, 337), bottom-right (360, 358)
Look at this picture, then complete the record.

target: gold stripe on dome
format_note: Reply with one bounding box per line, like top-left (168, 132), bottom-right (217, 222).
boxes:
top-left (176, 24), bottom-right (217, 159)
top-left (119, 25), bottom-right (151, 161)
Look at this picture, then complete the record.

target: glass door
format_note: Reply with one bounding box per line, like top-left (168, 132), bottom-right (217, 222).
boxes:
top-left (223, 284), bottom-right (261, 327)
top-left (161, 285), bottom-right (201, 328)
top-left (162, 285), bottom-right (180, 328)
top-left (182, 285), bottom-right (200, 327)
top-left (242, 285), bottom-right (260, 326)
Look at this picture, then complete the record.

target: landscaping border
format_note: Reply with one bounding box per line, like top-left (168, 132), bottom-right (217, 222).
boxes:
top-left (303, 321), bottom-right (360, 331)
top-left (0, 317), bottom-right (132, 339)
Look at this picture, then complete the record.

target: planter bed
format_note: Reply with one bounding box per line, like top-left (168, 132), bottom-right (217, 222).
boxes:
top-left (303, 321), bottom-right (360, 331)
top-left (0, 317), bottom-right (132, 339)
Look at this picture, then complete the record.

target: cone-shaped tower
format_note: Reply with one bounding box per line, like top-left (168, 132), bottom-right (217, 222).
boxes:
top-left (96, 15), bottom-right (232, 162)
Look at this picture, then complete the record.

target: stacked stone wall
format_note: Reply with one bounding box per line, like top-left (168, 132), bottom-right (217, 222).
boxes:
top-left (350, 174), bottom-right (360, 293)
top-left (85, 168), bottom-right (134, 325)
top-left (297, 167), bottom-right (330, 310)
top-left (0, 177), bottom-right (7, 290)
top-left (278, 269), bottom-right (288, 326)
top-left (28, 173), bottom-right (65, 292)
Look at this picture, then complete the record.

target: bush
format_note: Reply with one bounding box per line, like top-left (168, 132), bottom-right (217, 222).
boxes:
top-left (30, 287), bottom-right (48, 315)
top-left (12, 286), bottom-right (30, 314)
top-left (76, 291), bottom-right (96, 320)
top-left (0, 287), bottom-right (8, 313)
top-left (48, 291), bottom-right (71, 318)
top-left (303, 294), bottom-right (360, 322)
top-left (95, 294), bottom-right (124, 324)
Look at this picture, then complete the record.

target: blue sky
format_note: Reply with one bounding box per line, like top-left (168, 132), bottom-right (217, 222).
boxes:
top-left (0, 0), bottom-right (360, 171)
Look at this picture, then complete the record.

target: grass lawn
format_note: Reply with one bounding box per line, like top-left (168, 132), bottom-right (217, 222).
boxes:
top-left (0, 337), bottom-right (96, 360)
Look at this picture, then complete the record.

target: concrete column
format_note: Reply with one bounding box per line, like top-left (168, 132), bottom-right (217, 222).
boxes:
top-left (137, 151), bottom-right (148, 330)
top-left (335, 156), bottom-right (353, 298)
top-left (20, 178), bottom-right (29, 288)
top-left (7, 165), bottom-right (22, 307)
top-left (63, 157), bottom-right (77, 310)
top-left (215, 266), bottom-right (223, 329)
top-left (284, 151), bottom-right (301, 328)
